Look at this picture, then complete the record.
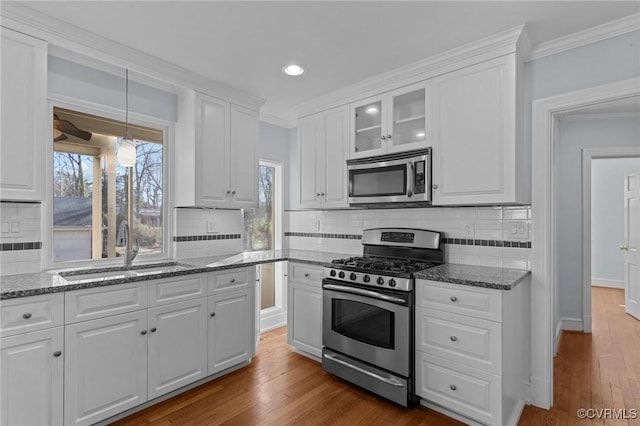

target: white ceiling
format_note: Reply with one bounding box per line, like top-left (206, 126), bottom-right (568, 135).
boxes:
top-left (16, 1), bottom-right (640, 122)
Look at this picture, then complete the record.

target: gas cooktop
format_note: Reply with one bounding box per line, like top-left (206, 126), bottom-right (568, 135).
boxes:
top-left (330, 256), bottom-right (437, 275)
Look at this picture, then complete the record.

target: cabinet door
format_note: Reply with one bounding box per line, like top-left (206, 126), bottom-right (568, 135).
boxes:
top-left (229, 105), bottom-right (259, 208)
top-left (147, 299), bottom-right (207, 399)
top-left (0, 28), bottom-right (47, 201)
top-left (208, 288), bottom-right (253, 374)
top-left (350, 95), bottom-right (386, 158)
top-left (65, 311), bottom-right (147, 426)
top-left (323, 106), bottom-right (350, 208)
top-left (298, 115), bottom-right (323, 208)
top-left (431, 55), bottom-right (517, 205)
top-left (387, 83), bottom-right (429, 154)
top-left (287, 281), bottom-right (322, 359)
top-left (195, 93), bottom-right (230, 207)
top-left (1, 327), bottom-right (63, 426)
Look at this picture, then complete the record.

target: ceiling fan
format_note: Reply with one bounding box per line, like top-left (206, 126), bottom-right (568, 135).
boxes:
top-left (53, 114), bottom-right (92, 142)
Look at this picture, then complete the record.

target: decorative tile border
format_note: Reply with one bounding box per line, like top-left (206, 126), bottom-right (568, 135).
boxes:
top-left (284, 232), bottom-right (362, 240)
top-left (173, 234), bottom-right (241, 242)
top-left (442, 238), bottom-right (531, 249)
top-left (0, 242), bottom-right (42, 251)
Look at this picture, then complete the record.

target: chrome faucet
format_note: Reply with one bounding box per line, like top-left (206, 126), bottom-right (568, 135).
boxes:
top-left (117, 219), bottom-right (138, 267)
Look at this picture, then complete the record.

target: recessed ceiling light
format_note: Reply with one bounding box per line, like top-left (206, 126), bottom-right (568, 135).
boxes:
top-left (365, 106), bottom-right (379, 114)
top-left (282, 64), bottom-right (304, 76)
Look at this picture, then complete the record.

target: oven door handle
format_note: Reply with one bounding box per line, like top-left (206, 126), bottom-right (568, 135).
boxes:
top-left (324, 352), bottom-right (405, 387)
top-left (323, 284), bottom-right (406, 304)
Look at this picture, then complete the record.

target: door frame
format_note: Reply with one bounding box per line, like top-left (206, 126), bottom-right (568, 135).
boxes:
top-left (531, 77), bottom-right (640, 409)
top-left (581, 148), bottom-right (640, 334)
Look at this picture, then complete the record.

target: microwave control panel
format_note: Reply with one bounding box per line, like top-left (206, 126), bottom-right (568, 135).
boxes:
top-left (414, 160), bottom-right (426, 194)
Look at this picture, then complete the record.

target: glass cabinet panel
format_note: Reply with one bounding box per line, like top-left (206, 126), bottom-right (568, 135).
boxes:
top-left (354, 100), bottom-right (383, 154)
top-left (391, 89), bottom-right (426, 148)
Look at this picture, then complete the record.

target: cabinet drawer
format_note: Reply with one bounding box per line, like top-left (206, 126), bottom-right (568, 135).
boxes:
top-left (416, 352), bottom-right (501, 425)
top-left (65, 282), bottom-right (147, 324)
top-left (416, 279), bottom-right (502, 321)
top-left (208, 269), bottom-right (250, 294)
top-left (148, 274), bottom-right (206, 306)
top-left (288, 262), bottom-right (322, 286)
top-left (416, 307), bottom-right (501, 374)
top-left (0, 293), bottom-right (64, 337)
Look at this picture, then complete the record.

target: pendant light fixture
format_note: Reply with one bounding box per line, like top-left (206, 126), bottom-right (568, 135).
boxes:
top-left (117, 68), bottom-right (136, 167)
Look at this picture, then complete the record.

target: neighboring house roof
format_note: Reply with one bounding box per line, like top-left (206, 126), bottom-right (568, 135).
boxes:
top-left (53, 197), bottom-right (93, 226)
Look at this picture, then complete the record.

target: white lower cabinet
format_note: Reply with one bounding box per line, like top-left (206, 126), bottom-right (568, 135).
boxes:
top-left (415, 278), bottom-right (530, 426)
top-left (208, 288), bottom-right (253, 374)
top-left (0, 327), bottom-right (63, 426)
top-left (64, 310), bottom-right (148, 426)
top-left (148, 298), bottom-right (208, 399)
top-left (286, 262), bottom-right (323, 359)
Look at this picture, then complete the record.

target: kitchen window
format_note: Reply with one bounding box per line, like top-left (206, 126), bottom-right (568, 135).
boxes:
top-left (51, 107), bottom-right (166, 263)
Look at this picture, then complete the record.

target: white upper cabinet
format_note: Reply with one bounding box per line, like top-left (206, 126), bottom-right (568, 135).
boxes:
top-left (298, 105), bottom-right (349, 209)
top-left (0, 28), bottom-right (47, 201)
top-left (350, 82), bottom-right (429, 159)
top-left (430, 53), bottom-right (525, 205)
top-left (189, 92), bottom-right (258, 208)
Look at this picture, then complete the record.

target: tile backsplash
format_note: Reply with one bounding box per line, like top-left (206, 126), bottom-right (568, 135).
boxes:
top-left (0, 202), bottom-right (42, 276)
top-left (284, 206), bottom-right (532, 269)
top-left (174, 208), bottom-right (244, 259)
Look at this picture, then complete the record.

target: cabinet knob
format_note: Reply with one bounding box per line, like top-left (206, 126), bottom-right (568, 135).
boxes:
top-left (450, 296), bottom-right (457, 302)
top-left (231, 190), bottom-right (236, 195)
top-left (150, 327), bottom-right (157, 333)
top-left (387, 134), bottom-right (392, 139)
top-left (450, 384), bottom-right (457, 391)
top-left (320, 192), bottom-right (325, 196)
top-left (230, 278), bottom-right (236, 283)
top-left (210, 312), bottom-right (216, 317)
top-left (432, 184), bottom-right (439, 189)
top-left (304, 273), bottom-right (309, 277)
top-left (450, 336), bottom-right (457, 342)
top-left (22, 313), bottom-right (32, 319)
top-left (141, 330), bottom-right (147, 335)
top-left (381, 135), bottom-right (386, 140)
top-left (53, 351), bottom-right (62, 358)
top-left (316, 192), bottom-right (321, 197)
top-left (226, 190), bottom-right (231, 195)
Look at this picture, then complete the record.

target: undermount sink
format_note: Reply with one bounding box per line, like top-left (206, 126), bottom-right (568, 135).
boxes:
top-left (59, 261), bottom-right (194, 282)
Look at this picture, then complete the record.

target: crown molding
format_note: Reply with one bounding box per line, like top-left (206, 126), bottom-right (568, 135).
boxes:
top-left (558, 111), bottom-right (640, 122)
top-left (528, 13), bottom-right (640, 62)
top-left (1, 3), bottom-right (266, 111)
top-left (259, 111), bottom-right (297, 129)
top-left (294, 25), bottom-right (525, 118)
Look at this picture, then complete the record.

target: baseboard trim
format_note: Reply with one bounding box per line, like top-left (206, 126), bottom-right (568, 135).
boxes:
top-left (561, 317), bottom-right (584, 331)
top-left (260, 311), bottom-right (287, 333)
top-left (554, 320), bottom-right (563, 356)
top-left (592, 278), bottom-right (624, 289)
top-left (529, 376), bottom-right (552, 409)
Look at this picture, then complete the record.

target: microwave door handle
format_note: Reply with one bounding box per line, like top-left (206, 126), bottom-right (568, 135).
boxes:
top-left (406, 162), bottom-right (414, 198)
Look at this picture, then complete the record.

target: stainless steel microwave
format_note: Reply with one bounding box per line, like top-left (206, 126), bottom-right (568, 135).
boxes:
top-left (347, 148), bottom-right (432, 207)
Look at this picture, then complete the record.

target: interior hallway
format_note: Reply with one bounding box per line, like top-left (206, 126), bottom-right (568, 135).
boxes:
top-left (112, 287), bottom-right (639, 425)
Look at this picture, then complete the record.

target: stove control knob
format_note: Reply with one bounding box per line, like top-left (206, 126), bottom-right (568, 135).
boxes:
top-left (363, 275), bottom-right (370, 283)
top-left (377, 277), bottom-right (384, 285)
top-left (350, 273), bottom-right (357, 281)
top-left (329, 270), bottom-right (336, 277)
top-left (389, 279), bottom-right (397, 287)
top-left (338, 271), bottom-right (345, 279)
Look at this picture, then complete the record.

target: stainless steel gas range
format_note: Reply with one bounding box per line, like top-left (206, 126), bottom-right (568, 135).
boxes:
top-left (321, 228), bottom-right (444, 407)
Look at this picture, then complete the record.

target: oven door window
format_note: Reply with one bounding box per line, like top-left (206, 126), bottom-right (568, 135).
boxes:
top-left (349, 164), bottom-right (406, 197)
top-left (331, 299), bottom-right (394, 349)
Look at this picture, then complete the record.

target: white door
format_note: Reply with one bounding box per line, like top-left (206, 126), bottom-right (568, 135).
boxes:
top-left (1, 328), bottom-right (63, 426)
top-left (147, 299), bottom-right (207, 399)
top-left (624, 172), bottom-right (640, 320)
top-left (65, 311), bottom-right (148, 426)
top-left (208, 289), bottom-right (252, 374)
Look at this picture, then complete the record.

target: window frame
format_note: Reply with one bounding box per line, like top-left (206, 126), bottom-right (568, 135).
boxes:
top-left (44, 97), bottom-right (175, 270)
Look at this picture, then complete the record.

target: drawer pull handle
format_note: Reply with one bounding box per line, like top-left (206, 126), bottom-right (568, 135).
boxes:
top-left (304, 273), bottom-right (309, 277)
top-left (22, 313), bottom-right (32, 319)
top-left (450, 384), bottom-right (457, 391)
top-left (450, 296), bottom-right (458, 302)
top-left (141, 330), bottom-right (147, 335)
top-left (150, 327), bottom-right (157, 333)
top-left (230, 278), bottom-right (236, 283)
top-left (210, 312), bottom-right (216, 317)
top-left (450, 336), bottom-right (457, 342)
top-left (53, 351), bottom-right (62, 358)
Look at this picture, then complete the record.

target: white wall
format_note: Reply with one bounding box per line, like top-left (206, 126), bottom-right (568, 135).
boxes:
top-left (591, 157), bottom-right (640, 287)
top-left (555, 116), bottom-right (640, 321)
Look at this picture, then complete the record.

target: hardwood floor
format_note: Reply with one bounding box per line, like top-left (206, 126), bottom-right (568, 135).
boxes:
top-left (112, 287), bottom-right (639, 426)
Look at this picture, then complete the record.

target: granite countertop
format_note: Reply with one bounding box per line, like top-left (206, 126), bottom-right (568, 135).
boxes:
top-left (414, 263), bottom-right (530, 290)
top-left (0, 249), bottom-right (347, 300)
top-left (1, 250), bottom-right (530, 299)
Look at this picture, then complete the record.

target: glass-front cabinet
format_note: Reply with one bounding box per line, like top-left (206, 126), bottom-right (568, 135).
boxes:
top-left (350, 82), bottom-right (429, 158)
